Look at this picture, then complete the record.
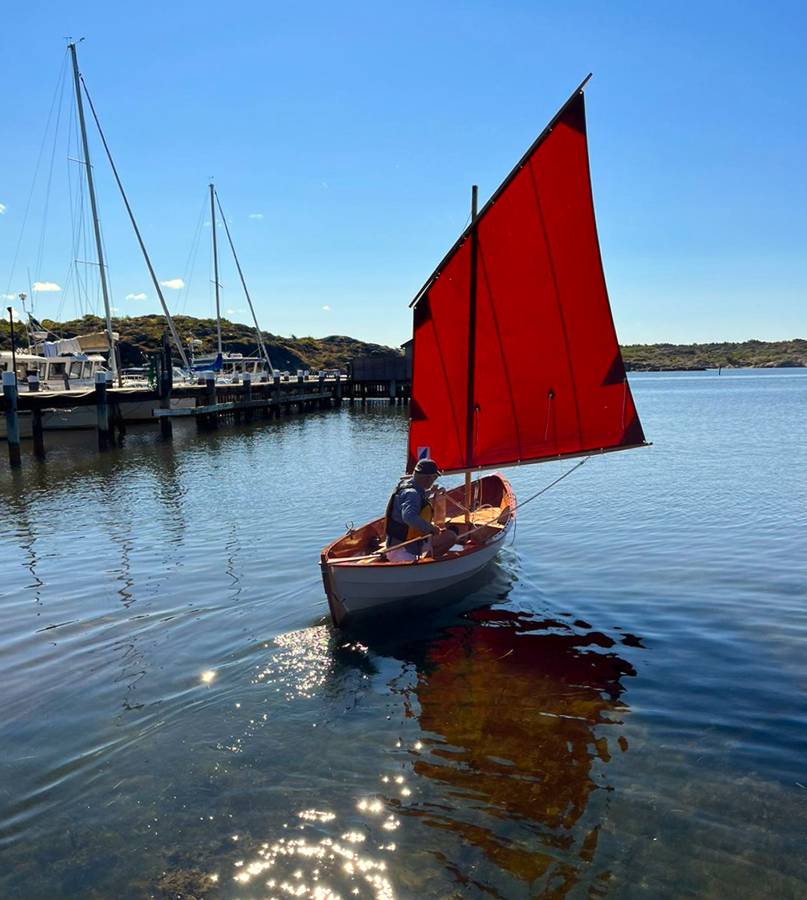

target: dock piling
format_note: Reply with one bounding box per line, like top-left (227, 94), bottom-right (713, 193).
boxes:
top-left (273, 374), bottom-right (281, 418)
top-left (95, 372), bottom-right (110, 451)
top-left (159, 341), bottom-right (173, 439)
top-left (108, 372), bottom-right (126, 445)
top-left (3, 372), bottom-right (21, 469)
top-left (32, 408), bottom-right (45, 461)
top-left (202, 375), bottom-right (218, 429)
top-left (243, 372), bottom-right (253, 422)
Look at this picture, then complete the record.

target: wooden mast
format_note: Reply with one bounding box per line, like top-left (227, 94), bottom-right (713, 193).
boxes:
top-left (210, 182), bottom-right (223, 357)
top-left (464, 184), bottom-right (479, 523)
top-left (68, 41), bottom-right (119, 385)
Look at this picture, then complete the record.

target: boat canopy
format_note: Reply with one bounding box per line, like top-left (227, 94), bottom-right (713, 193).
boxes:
top-left (407, 88), bottom-right (645, 475)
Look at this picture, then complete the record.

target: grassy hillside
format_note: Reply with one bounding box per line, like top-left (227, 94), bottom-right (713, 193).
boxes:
top-left (0, 314), bottom-right (398, 370)
top-left (1, 315), bottom-right (805, 370)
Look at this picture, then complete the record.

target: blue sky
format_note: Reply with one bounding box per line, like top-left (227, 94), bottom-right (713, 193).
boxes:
top-left (2, 1), bottom-right (805, 347)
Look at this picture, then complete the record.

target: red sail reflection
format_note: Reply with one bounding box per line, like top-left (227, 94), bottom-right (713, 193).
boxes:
top-left (400, 609), bottom-right (637, 895)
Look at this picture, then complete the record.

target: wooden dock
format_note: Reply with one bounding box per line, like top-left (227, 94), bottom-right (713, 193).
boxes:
top-left (1, 369), bottom-right (411, 469)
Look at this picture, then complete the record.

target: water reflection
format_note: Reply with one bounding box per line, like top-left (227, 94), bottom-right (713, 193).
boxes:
top-left (349, 606), bottom-right (639, 897)
top-left (3, 489), bottom-right (44, 608)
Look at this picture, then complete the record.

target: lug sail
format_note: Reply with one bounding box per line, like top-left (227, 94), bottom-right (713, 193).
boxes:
top-left (407, 85), bottom-right (645, 475)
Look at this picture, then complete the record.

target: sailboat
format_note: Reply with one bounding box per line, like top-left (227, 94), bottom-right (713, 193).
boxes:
top-left (1, 42), bottom-right (197, 435)
top-left (320, 77), bottom-right (647, 626)
top-left (187, 184), bottom-right (275, 381)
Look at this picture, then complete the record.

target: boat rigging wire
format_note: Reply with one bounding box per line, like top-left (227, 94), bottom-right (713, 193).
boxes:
top-left (33, 62), bottom-right (69, 300)
top-left (214, 190), bottom-right (274, 369)
top-left (5, 51), bottom-right (69, 297)
top-left (61, 90), bottom-right (79, 322)
top-left (178, 193), bottom-right (208, 316)
top-left (63, 88), bottom-right (97, 324)
top-left (79, 71), bottom-right (189, 368)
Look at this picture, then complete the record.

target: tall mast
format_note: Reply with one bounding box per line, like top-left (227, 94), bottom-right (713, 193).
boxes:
top-left (210, 182), bottom-right (223, 356)
top-left (79, 64), bottom-right (189, 369)
top-left (464, 184), bottom-right (479, 518)
top-left (214, 189), bottom-right (273, 369)
top-left (68, 42), bottom-right (118, 382)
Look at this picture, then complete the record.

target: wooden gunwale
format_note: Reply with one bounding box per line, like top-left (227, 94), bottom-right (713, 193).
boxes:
top-left (321, 474), bottom-right (515, 570)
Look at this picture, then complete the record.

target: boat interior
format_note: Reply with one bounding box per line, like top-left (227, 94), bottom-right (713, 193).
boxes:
top-left (325, 473), bottom-right (514, 566)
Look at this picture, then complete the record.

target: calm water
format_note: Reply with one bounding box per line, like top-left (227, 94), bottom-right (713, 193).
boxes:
top-left (1, 370), bottom-right (806, 899)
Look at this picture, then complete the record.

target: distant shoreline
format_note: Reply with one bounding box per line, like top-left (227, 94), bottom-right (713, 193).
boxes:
top-left (1, 315), bottom-right (804, 371)
top-left (622, 339), bottom-right (806, 371)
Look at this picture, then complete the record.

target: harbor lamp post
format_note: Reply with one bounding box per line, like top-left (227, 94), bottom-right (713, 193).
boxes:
top-left (6, 307), bottom-right (17, 376)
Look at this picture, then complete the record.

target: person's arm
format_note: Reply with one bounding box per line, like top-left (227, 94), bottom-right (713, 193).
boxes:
top-left (399, 489), bottom-right (438, 535)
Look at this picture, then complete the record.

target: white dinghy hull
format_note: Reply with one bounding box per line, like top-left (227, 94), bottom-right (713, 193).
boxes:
top-left (321, 474), bottom-right (515, 626)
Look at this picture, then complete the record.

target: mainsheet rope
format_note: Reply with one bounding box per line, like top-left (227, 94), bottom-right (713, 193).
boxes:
top-left (333, 457), bottom-right (591, 564)
top-left (505, 455), bottom-right (589, 545)
top-left (511, 456), bottom-right (589, 513)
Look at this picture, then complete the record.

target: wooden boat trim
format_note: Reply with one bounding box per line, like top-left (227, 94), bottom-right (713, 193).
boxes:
top-left (321, 474), bottom-right (515, 570)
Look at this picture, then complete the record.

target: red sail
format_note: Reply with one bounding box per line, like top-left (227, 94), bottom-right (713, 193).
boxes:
top-left (408, 88), bottom-right (645, 475)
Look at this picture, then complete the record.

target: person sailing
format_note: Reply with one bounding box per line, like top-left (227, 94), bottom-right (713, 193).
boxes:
top-left (384, 458), bottom-right (455, 562)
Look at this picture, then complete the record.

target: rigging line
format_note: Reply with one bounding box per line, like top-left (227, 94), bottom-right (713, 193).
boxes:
top-left (511, 457), bottom-right (589, 513)
top-left (99, 223), bottom-right (116, 324)
top-left (214, 190), bottom-right (274, 368)
top-left (60, 92), bottom-right (78, 323)
top-left (33, 60), bottom-right (69, 290)
top-left (69, 90), bottom-right (91, 322)
top-left (62, 96), bottom-right (88, 324)
top-left (76, 172), bottom-right (90, 319)
top-left (6, 53), bottom-right (69, 295)
top-left (178, 193), bottom-right (207, 316)
top-left (79, 73), bottom-right (189, 368)
top-left (69, 160), bottom-right (87, 320)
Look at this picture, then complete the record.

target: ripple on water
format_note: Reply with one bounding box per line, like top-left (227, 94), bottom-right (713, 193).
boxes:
top-left (1, 375), bottom-right (806, 897)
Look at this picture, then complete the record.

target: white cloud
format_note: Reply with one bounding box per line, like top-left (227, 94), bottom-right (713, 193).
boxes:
top-left (110, 306), bottom-right (120, 313)
top-left (322, 305), bottom-right (331, 311)
top-left (160, 278), bottom-right (185, 290)
top-left (248, 212), bottom-right (264, 220)
top-left (0, 203), bottom-right (6, 214)
top-left (225, 308), bottom-right (245, 315)
top-left (7, 307), bottom-right (22, 318)
top-left (125, 292), bottom-right (147, 301)
top-left (1, 293), bottom-right (15, 300)
top-left (32, 281), bottom-right (61, 292)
